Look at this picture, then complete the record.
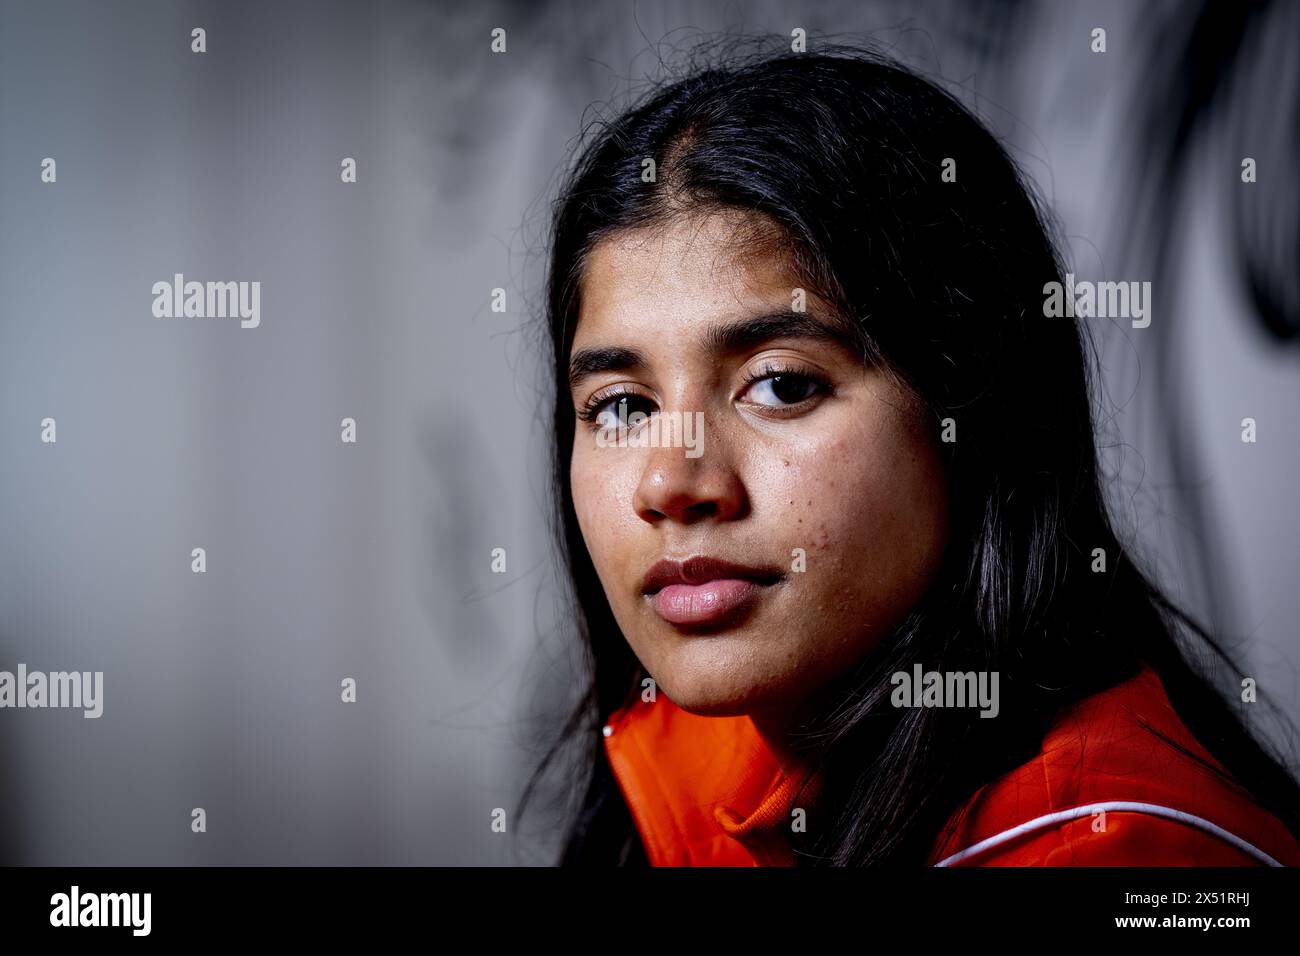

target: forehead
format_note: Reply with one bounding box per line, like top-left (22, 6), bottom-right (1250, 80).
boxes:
top-left (576, 210), bottom-right (802, 339)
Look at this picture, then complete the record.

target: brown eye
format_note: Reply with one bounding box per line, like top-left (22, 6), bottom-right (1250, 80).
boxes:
top-left (741, 371), bottom-right (825, 407)
top-left (586, 392), bottom-right (656, 425)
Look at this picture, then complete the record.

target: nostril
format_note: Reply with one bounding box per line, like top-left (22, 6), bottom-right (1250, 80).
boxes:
top-left (632, 461), bottom-right (749, 525)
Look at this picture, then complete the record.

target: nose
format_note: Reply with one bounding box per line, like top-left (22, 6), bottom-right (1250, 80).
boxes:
top-left (633, 430), bottom-right (749, 525)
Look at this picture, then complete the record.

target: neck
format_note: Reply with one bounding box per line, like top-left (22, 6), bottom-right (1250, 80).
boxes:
top-left (748, 698), bottom-right (823, 774)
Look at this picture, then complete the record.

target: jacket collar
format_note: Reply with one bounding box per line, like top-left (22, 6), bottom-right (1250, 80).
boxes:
top-left (603, 692), bottom-right (823, 866)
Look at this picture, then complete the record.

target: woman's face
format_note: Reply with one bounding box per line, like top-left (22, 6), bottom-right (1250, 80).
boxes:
top-left (568, 209), bottom-right (948, 724)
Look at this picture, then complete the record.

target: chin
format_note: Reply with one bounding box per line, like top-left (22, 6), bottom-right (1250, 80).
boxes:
top-left (653, 660), bottom-right (791, 717)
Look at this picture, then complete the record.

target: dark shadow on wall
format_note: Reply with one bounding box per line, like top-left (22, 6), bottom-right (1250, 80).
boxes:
top-left (1112, 0), bottom-right (1300, 642)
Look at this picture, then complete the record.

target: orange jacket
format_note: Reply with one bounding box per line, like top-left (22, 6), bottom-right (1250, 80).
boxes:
top-left (601, 663), bottom-right (1300, 866)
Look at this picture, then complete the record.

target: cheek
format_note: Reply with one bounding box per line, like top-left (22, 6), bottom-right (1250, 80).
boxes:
top-left (757, 402), bottom-right (947, 614)
top-left (569, 443), bottom-right (641, 570)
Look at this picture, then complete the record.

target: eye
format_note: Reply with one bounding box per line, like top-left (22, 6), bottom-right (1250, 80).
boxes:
top-left (738, 366), bottom-right (829, 409)
top-left (578, 391), bottom-right (657, 428)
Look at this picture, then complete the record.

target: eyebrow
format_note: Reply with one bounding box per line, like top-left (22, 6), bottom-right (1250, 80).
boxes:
top-left (567, 308), bottom-right (857, 392)
top-left (703, 308), bottom-right (857, 353)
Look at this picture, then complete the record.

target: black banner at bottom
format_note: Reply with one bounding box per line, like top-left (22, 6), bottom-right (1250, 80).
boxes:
top-left (0, 866), bottom-right (1293, 941)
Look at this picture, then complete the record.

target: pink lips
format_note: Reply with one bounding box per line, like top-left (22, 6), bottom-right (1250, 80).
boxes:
top-left (641, 556), bottom-right (781, 627)
top-left (650, 579), bottom-right (768, 625)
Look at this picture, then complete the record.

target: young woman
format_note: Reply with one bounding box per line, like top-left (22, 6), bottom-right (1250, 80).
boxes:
top-left (522, 45), bottom-right (1300, 866)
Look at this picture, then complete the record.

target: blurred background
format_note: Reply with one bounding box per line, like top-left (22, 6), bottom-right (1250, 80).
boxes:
top-left (0, 0), bottom-right (1296, 865)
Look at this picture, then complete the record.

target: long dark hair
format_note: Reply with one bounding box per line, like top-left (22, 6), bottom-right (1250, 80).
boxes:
top-left (518, 43), bottom-right (1300, 866)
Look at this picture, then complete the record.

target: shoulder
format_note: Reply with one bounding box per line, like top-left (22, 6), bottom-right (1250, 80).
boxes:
top-left (929, 664), bottom-right (1300, 866)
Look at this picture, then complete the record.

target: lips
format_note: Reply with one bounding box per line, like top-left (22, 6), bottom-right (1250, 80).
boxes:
top-left (641, 555), bottom-right (783, 627)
